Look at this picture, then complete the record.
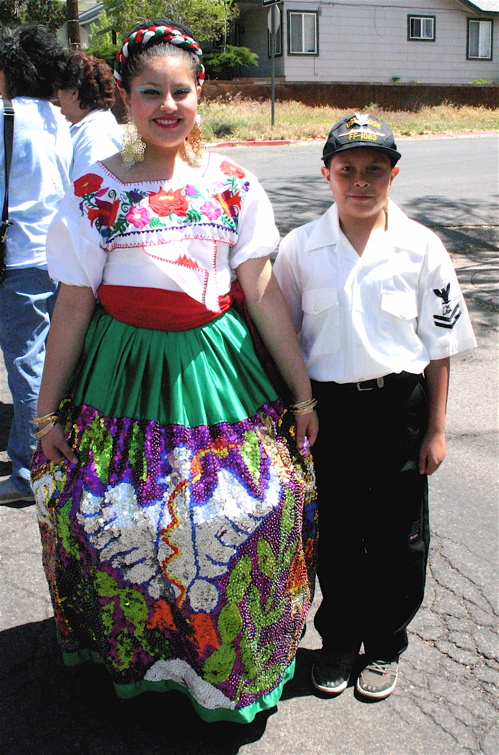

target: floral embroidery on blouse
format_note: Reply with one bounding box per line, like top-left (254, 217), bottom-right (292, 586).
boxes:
top-left (74, 161), bottom-right (250, 244)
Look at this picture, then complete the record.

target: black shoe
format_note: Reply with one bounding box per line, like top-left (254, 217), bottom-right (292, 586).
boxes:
top-left (356, 658), bottom-right (399, 700)
top-left (311, 650), bottom-right (358, 695)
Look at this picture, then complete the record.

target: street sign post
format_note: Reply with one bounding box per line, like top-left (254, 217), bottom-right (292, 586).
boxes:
top-left (264, 1), bottom-right (281, 126)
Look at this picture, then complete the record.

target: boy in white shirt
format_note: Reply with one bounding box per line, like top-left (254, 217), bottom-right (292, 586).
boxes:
top-left (274, 114), bottom-right (476, 700)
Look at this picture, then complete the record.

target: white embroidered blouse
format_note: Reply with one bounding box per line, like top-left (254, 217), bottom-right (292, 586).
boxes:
top-left (46, 151), bottom-right (280, 313)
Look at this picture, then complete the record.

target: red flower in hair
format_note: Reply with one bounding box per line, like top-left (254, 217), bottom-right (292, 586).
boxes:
top-left (148, 187), bottom-right (189, 217)
top-left (74, 173), bottom-right (104, 197)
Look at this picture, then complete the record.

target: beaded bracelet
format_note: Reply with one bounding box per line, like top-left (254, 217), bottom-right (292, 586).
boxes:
top-left (290, 398), bottom-right (318, 415)
top-left (31, 413), bottom-right (59, 425)
top-left (34, 421), bottom-right (58, 439)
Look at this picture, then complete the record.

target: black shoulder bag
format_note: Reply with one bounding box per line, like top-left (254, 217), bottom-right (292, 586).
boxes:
top-left (0, 98), bottom-right (15, 284)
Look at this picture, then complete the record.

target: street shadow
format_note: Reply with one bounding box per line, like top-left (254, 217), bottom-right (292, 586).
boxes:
top-left (0, 619), bottom-right (273, 755)
top-left (399, 194), bottom-right (499, 230)
top-left (396, 195), bottom-right (499, 255)
top-left (264, 176), bottom-right (331, 239)
top-left (266, 182), bottom-right (499, 257)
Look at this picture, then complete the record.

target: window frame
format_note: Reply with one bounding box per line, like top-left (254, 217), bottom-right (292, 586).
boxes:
top-left (467, 18), bottom-right (493, 60)
top-left (407, 15), bottom-right (436, 42)
top-left (287, 10), bottom-right (319, 56)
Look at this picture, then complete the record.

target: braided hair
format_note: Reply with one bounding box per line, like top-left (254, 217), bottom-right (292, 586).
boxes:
top-left (114, 20), bottom-right (205, 94)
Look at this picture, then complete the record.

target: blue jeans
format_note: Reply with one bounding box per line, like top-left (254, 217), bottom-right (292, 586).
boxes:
top-left (0, 267), bottom-right (57, 493)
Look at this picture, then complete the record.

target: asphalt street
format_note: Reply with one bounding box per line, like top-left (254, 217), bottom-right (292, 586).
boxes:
top-left (0, 135), bottom-right (497, 755)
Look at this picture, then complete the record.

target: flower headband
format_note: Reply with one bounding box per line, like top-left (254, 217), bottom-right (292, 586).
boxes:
top-left (114, 25), bottom-right (205, 90)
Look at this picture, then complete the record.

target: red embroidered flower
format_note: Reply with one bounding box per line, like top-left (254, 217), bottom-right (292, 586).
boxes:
top-left (74, 173), bottom-right (104, 197)
top-left (87, 198), bottom-right (120, 228)
top-left (220, 160), bottom-right (245, 179)
top-left (214, 189), bottom-right (242, 219)
top-left (148, 187), bottom-right (188, 217)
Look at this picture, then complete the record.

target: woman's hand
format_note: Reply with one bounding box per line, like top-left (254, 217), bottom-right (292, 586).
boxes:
top-left (295, 410), bottom-right (319, 451)
top-left (40, 423), bottom-right (78, 465)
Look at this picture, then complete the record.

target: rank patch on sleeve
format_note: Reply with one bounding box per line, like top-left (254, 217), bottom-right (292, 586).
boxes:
top-left (433, 283), bottom-right (461, 329)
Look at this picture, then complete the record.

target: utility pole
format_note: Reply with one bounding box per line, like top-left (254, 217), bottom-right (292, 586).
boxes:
top-left (66, 0), bottom-right (80, 50)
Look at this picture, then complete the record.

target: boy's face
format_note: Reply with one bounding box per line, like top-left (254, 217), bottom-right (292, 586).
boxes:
top-left (322, 148), bottom-right (399, 222)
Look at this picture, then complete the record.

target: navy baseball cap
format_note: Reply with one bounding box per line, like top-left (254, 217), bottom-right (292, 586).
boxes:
top-left (322, 113), bottom-right (401, 165)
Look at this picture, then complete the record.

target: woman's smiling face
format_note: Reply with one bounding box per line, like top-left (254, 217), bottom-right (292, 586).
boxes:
top-left (122, 54), bottom-right (201, 157)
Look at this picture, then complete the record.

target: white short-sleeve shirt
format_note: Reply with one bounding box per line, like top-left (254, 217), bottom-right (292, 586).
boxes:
top-left (0, 97), bottom-right (72, 269)
top-left (274, 199), bottom-right (476, 383)
top-left (70, 109), bottom-right (122, 181)
top-left (47, 151), bottom-right (280, 312)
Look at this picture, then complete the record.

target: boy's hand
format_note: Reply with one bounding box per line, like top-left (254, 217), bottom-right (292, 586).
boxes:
top-left (419, 430), bottom-right (446, 475)
top-left (295, 411), bottom-right (319, 452)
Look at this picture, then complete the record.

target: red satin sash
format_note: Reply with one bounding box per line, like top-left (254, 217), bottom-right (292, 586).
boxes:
top-left (97, 284), bottom-right (232, 331)
top-left (97, 282), bottom-right (289, 399)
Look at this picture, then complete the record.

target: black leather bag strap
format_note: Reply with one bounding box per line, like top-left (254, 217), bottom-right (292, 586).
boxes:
top-left (0, 98), bottom-right (14, 283)
top-left (2, 98), bottom-right (15, 228)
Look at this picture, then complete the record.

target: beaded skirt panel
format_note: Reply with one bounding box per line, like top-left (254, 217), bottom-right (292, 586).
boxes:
top-left (31, 312), bottom-right (317, 723)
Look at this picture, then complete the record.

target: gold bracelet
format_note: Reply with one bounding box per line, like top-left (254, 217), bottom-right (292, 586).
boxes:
top-left (34, 421), bottom-right (58, 439)
top-left (31, 413), bottom-right (59, 425)
top-left (290, 398), bottom-right (318, 415)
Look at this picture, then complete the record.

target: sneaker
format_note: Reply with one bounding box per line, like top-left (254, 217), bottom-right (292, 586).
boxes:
top-left (0, 476), bottom-right (34, 505)
top-left (311, 650), bottom-right (357, 695)
top-left (356, 659), bottom-right (399, 700)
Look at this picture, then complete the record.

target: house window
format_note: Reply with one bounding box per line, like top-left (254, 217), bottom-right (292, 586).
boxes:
top-left (288, 11), bottom-right (318, 55)
top-left (467, 19), bottom-right (493, 60)
top-left (408, 16), bottom-right (435, 41)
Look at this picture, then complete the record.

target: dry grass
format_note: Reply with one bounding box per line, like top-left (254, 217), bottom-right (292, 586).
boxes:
top-left (198, 99), bottom-right (499, 142)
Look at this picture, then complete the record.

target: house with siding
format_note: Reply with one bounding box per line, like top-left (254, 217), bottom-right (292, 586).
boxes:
top-left (235, 0), bottom-right (499, 83)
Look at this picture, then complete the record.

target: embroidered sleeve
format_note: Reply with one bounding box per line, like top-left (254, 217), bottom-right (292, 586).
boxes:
top-left (46, 174), bottom-right (107, 293)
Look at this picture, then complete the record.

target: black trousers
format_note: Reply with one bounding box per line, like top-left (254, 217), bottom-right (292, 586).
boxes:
top-left (312, 372), bottom-right (430, 660)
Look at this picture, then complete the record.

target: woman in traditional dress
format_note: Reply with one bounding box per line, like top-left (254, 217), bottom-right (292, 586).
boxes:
top-left (31, 20), bottom-right (318, 724)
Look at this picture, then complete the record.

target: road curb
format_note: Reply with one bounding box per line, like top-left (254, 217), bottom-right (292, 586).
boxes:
top-left (464, 290), bottom-right (499, 312)
top-left (209, 131), bottom-right (498, 149)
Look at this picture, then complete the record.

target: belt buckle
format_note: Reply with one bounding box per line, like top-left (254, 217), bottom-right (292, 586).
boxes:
top-left (356, 377), bottom-right (385, 391)
top-left (356, 381), bottom-right (373, 391)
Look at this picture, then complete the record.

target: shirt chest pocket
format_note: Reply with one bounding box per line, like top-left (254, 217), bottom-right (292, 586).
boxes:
top-left (381, 291), bottom-right (418, 321)
top-left (301, 288), bottom-right (340, 356)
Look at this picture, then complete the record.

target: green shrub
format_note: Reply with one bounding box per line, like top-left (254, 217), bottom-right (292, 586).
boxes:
top-left (204, 45), bottom-right (258, 80)
top-left (85, 40), bottom-right (119, 69)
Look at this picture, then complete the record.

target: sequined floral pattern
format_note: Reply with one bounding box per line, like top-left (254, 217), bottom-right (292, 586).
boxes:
top-left (75, 161), bottom-right (249, 244)
top-left (32, 400), bottom-right (317, 714)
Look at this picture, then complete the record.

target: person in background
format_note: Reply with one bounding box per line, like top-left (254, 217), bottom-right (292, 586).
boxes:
top-left (0, 24), bottom-right (72, 505)
top-left (57, 51), bottom-right (122, 180)
top-left (31, 19), bottom-right (318, 723)
top-left (274, 113), bottom-right (476, 701)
